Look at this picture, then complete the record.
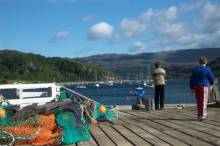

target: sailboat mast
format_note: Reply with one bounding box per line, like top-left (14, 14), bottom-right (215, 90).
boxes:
top-left (147, 64), bottom-right (149, 82)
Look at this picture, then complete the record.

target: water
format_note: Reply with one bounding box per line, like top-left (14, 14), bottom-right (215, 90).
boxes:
top-left (67, 79), bottom-right (196, 105)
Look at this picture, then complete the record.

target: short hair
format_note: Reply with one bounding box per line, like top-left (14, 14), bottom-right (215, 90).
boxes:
top-left (199, 56), bottom-right (208, 65)
top-left (155, 61), bottom-right (160, 68)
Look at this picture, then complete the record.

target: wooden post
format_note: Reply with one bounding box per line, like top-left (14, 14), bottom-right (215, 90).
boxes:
top-left (136, 97), bottom-right (145, 110)
top-left (208, 79), bottom-right (220, 103)
top-left (141, 98), bottom-right (155, 111)
top-left (215, 79), bottom-right (220, 102)
top-left (150, 99), bottom-right (155, 111)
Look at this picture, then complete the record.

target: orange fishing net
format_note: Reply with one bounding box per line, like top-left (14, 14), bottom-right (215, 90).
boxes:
top-left (0, 114), bottom-right (62, 146)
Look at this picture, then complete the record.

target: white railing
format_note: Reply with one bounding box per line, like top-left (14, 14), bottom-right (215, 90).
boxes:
top-left (0, 83), bottom-right (57, 107)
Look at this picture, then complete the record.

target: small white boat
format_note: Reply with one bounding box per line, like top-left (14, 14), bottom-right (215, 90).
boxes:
top-left (107, 81), bottom-right (114, 86)
top-left (144, 81), bottom-right (154, 88)
top-left (95, 83), bottom-right (100, 88)
top-left (76, 85), bottom-right (87, 89)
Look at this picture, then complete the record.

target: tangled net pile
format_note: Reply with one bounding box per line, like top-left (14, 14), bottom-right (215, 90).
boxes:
top-left (0, 88), bottom-right (118, 145)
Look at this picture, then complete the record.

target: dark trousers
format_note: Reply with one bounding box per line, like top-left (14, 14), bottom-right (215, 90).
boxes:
top-left (155, 85), bottom-right (165, 109)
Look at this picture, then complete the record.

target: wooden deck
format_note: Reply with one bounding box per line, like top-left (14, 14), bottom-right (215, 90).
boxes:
top-left (72, 107), bottom-right (220, 146)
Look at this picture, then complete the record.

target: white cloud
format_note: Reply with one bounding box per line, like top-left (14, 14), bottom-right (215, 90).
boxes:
top-left (130, 41), bottom-right (148, 52)
top-left (120, 6), bottom-right (178, 38)
top-left (129, 40), bottom-right (165, 53)
top-left (121, 19), bottom-right (147, 37)
top-left (158, 22), bottom-right (187, 38)
top-left (183, 2), bottom-right (220, 48)
top-left (202, 3), bottom-right (220, 33)
top-left (180, 0), bottom-right (207, 13)
top-left (122, 1), bottom-right (220, 53)
top-left (165, 6), bottom-right (177, 20)
top-left (82, 15), bottom-right (95, 22)
top-left (49, 31), bottom-right (71, 43)
top-left (203, 3), bottom-right (220, 21)
top-left (88, 22), bottom-right (114, 40)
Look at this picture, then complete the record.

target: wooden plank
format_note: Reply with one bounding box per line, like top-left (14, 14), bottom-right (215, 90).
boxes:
top-left (120, 112), bottom-right (209, 145)
top-left (154, 120), bottom-right (215, 146)
top-left (164, 130), bottom-right (213, 146)
top-left (112, 125), bottom-right (152, 146)
top-left (77, 137), bottom-right (97, 146)
top-left (109, 119), bottom-right (130, 125)
top-left (123, 110), bottom-right (169, 120)
top-left (136, 123), bottom-right (189, 146)
top-left (170, 119), bottom-right (220, 138)
top-left (121, 110), bottom-right (218, 145)
top-left (165, 108), bottom-right (220, 123)
top-left (136, 109), bottom-right (220, 145)
top-left (189, 120), bottom-right (220, 131)
top-left (179, 111), bottom-right (220, 125)
top-left (145, 109), bottom-right (220, 144)
top-left (158, 110), bottom-right (220, 132)
top-left (155, 109), bottom-right (220, 131)
top-left (124, 124), bottom-right (171, 146)
top-left (99, 124), bottom-right (133, 146)
top-left (157, 111), bottom-right (220, 137)
top-left (90, 126), bottom-right (115, 146)
top-left (118, 113), bottom-right (189, 146)
top-left (136, 110), bottom-right (213, 131)
top-left (119, 112), bottom-right (170, 131)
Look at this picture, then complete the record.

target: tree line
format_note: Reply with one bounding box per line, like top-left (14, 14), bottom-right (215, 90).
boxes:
top-left (0, 50), bottom-right (115, 83)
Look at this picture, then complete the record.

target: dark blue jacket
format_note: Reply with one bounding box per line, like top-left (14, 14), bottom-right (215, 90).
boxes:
top-left (190, 65), bottom-right (215, 89)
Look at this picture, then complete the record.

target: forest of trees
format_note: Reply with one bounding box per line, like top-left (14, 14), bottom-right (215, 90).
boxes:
top-left (0, 50), bottom-right (115, 83)
top-left (0, 50), bottom-right (219, 83)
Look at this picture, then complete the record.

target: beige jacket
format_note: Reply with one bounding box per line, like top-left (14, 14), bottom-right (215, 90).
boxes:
top-left (153, 67), bottom-right (166, 85)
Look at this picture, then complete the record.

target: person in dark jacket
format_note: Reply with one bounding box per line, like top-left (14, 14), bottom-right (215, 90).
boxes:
top-left (190, 56), bottom-right (215, 121)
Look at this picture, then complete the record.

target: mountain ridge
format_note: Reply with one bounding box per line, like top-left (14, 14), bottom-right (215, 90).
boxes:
top-left (78, 48), bottom-right (220, 79)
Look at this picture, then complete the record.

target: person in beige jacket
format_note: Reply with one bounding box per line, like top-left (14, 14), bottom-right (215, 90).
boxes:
top-left (153, 61), bottom-right (166, 110)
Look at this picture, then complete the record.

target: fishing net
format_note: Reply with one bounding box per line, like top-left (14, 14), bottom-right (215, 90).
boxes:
top-left (0, 87), bottom-right (118, 145)
top-left (0, 114), bottom-right (62, 146)
top-left (0, 130), bottom-right (15, 146)
top-left (0, 110), bottom-right (15, 127)
top-left (56, 111), bottom-right (91, 144)
top-left (59, 91), bottom-right (68, 100)
top-left (94, 103), bottom-right (118, 121)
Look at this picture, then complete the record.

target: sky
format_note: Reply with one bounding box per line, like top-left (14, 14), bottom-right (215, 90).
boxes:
top-left (0, 0), bottom-right (220, 58)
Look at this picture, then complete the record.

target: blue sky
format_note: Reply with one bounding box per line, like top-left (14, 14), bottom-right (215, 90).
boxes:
top-left (0, 0), bottom-right (220, 58)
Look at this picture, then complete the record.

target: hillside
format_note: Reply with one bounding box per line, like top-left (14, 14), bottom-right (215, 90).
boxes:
top-left (0, 50), bottom-right (114, 83)
top-left (79, 48), bottom-right (220, 79)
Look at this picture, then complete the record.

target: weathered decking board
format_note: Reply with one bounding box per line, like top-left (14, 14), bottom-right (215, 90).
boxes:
top-left (67, 107), bottom-right (220, 146)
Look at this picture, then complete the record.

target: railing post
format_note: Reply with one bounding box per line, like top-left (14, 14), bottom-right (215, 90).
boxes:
top-left (209, 79), bottom-right (219, 103)
top-left (215, 79), bottom-right (219, 102)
